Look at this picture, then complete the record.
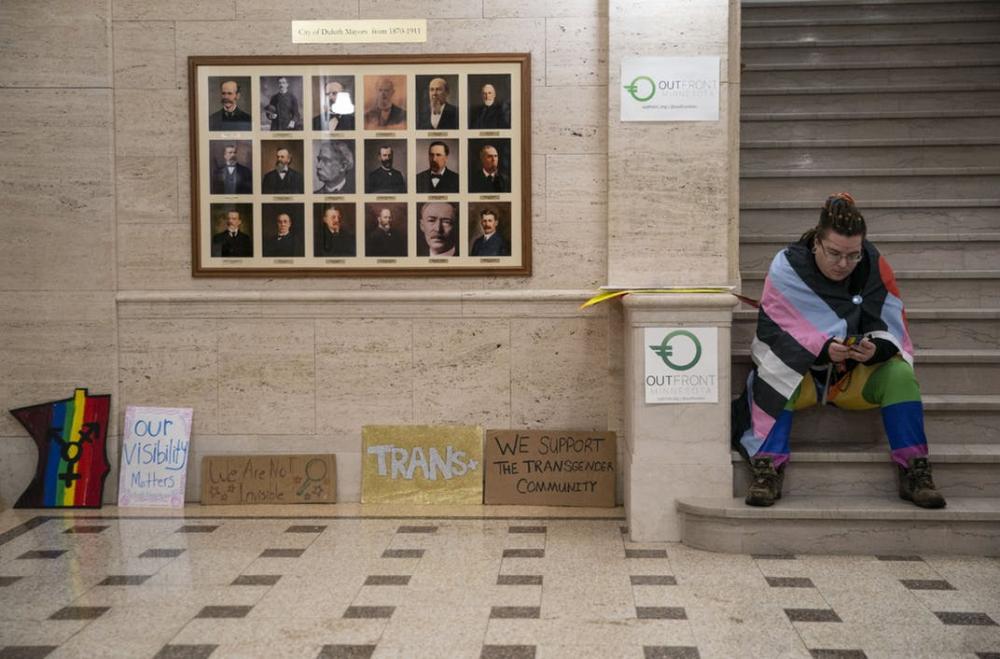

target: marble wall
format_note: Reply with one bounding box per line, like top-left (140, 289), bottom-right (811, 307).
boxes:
top-left (0, 0), bottom-right (630, 505)
top-left (606, 0), bottom-right (740, 287)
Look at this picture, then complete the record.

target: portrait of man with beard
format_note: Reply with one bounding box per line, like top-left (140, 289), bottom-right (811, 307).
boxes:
top-left (260, 143), bottom-right (304, 194)
top-left (363, 76), bottom-right (407, 130)
top-left (365, 142), bottom-right (407, 194)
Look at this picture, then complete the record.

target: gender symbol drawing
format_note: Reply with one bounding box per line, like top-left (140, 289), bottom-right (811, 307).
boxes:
top-left (9, 388), bottom-right (111, 508)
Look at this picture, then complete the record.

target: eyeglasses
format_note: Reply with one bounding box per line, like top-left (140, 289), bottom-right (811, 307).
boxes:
top-left (816, 240), bottom-right (863, 264)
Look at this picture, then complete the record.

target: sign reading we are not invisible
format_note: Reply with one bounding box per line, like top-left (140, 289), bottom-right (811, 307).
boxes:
top-left (201, 454), bottom-right (336, 505)
top-left (361, 425), bottom-right (483, 504)
top-left (484, 430), bottom-right (617, 507)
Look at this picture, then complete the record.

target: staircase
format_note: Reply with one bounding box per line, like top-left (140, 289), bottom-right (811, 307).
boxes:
top-left (679, 0), bottom-right (1000, 554)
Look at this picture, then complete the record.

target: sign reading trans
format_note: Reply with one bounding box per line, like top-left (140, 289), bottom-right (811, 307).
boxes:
top-left (621, 56), bottom-right (720, 122)
top-left (644, 327), bottom-right (718, 404)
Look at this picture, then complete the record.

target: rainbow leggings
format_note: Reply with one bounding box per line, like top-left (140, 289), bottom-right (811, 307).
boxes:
top-left (754, 356), bottom-right (929, 468)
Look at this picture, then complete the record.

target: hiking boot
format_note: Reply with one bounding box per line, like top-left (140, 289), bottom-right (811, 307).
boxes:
top-left (898, 456), bottom-right (947, 509)
top-left (745, 456), bottom-right (784, 507)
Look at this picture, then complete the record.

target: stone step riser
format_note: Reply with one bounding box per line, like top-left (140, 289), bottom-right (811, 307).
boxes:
top-left (743, 2), bottom-right (1000, 22)
top-left (740, 239), bottom-right (1000, 271)
top-left (742, 116), bottom-right (1000, 141)
top-left (742, 145), bottom-right (1000, 170)
top-left (739, 276), bottom-right (1000, 307)
top-left (744, 43), bottom-right (1000, 66)
top-left (743, 66), bottom-right (1000, 89)
top-left (743, 90), bottom-right (1000, 114)
top-left (727, 396), bottom-right (1000, 445)
top-left (739, 207), bottom-right (1000, 234)
top-left (743, 21), bottom-right (1000, 42)
top-left (742, 175), bottom-right (1000, 202)
top-left (732, 360), bottom-right (1000, 395)
top-left (732, 315), bottom-right (1000, 351)
top-left (732, 462), bottom-right (1000, 498)
top-left (680, 511), bottom-right (1000, 555)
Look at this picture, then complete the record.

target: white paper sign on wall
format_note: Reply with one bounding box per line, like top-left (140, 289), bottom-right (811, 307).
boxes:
top-left (118, 407), bottom-right (192, 508)
top-left (644, 328), bottom-right (719, 404)
top-left (620, 56), bottom-right (720, 122)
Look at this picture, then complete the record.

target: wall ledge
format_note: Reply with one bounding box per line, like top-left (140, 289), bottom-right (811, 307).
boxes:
top-left (116, 289), bottom-right (597, 304)
top-left (621, 292), bottom-right (740, 310)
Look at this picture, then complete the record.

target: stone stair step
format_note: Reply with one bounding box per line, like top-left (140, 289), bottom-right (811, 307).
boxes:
top-left (743, 34), bottom-right (1000, 49)
top-left (677, 495), bottom-right (1000, 555)
top-left (739, 269), bottom-right (1000, 307)
top-left (741, 144), bottom-right (1000, 171)
top-left (739, 200), bottom-right (1000, 234)
top-left (744, 11), bottom-right (1000, 28)
top-left (743, 165), bottom-right (1000, 177)
top-left (726, 392), bottom-right (1000, 445)
top-left (744, 90), bottom-right (1000, 114)
top-left (744, 60), bottom-right (1000, 73)
top-left (744, 42), bottom-right (1000, 66)
top-left (731, 443), bottom-right (1000, 498)
top-left (742, 173), bottom-right (1000, 203)
top-left (731, 349), bottom-right (1000, 395)
top-left (743, 19), bottom-right (1000, 42)
top-left (742, 0), bottom-right (1000, 23)
top-left (739, 233), bottom-right (1000, 271)
top-left (742, 64), bottom-right (1000, 89)
top-left (733, 307), bottom-right (1000, 351)
top-left (742, 115), bottom-right (1000, 141)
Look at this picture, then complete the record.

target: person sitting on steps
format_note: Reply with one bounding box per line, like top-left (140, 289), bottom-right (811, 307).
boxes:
top-left (731, 192), bottom-right (946, 509)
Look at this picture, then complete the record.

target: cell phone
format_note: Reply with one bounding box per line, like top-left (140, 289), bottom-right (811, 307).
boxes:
top-left (843, 334), bottom-right (867, 347)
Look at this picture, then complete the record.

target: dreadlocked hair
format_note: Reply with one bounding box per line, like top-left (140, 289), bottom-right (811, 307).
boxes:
top-left (800, 192), bottom-right (867, 245)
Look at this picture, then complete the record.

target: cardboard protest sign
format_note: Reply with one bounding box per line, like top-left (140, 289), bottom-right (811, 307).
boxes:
top-left (201, 454), bottom-right (336, 505)
top-left (118, 406), bottom-right (192, 508)
top-left (484, 430), bottom-right (617, 507)
top-left (10, 388), bottom-right (111, 508)
top-left (362, 425), bottom-right (482, 504)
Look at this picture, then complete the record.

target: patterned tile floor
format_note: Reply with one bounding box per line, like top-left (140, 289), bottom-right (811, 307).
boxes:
top-left (1, 505), bottom-right (999, 658)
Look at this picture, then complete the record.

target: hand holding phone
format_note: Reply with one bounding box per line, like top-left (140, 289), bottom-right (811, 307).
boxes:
top-left (846, 335), bottom-right (875, 362)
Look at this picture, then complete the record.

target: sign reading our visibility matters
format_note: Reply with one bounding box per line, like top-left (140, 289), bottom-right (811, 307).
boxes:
top-left (620, 56), bottom-right (720, 122)
top-left (484, 430), bottom-right (616, 507)
top-left (644, 327), bottom-right (719, 404)
top-left (118, 406), bottom-right (192, 509)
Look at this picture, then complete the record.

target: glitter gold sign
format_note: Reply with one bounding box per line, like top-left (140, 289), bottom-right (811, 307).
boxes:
top-left (361, 425), bottom-right (483, 504)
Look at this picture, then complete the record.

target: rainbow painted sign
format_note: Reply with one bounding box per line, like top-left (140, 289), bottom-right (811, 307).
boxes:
top-left (9, 388), bottom-right (111, 508)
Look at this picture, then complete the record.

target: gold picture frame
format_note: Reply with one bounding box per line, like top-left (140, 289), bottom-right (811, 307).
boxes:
top-left (189, 54), bottom-right (531, 277)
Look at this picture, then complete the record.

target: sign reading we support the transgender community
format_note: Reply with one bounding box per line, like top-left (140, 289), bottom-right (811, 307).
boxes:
top-left (118, 406), bottom-right (192, 508)
top-left (362, 425), bottom-right (483, 504)
top-left (644, 327), bottom-right (719, 404)
top-left (484, 430), bottom-right (616, 507)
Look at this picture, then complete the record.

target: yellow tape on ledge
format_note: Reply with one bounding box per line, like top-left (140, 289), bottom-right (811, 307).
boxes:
top-left (580, 288), bottom-right (736, 310)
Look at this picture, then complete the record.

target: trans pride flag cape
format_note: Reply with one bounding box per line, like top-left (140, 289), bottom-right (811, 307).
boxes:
top-left (9, 388), bottom-right (111, 508)
top-left (734, 240), bottom-right (914, 457)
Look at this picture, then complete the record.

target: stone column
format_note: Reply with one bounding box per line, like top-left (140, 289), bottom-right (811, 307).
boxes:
top-left (607, 0), bottom-right (741, 540)
top-left (622, 294), bottom-right (737, 541)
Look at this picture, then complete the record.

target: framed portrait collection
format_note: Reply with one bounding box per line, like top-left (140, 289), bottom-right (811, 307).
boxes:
top-left (189, 54), bottom-right (531, 276)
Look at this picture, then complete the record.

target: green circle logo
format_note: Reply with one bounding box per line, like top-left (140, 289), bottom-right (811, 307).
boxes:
top-left (624, 76), bottom-right (656, 102)
top-left (649, 330), bottom-right (702, 371)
